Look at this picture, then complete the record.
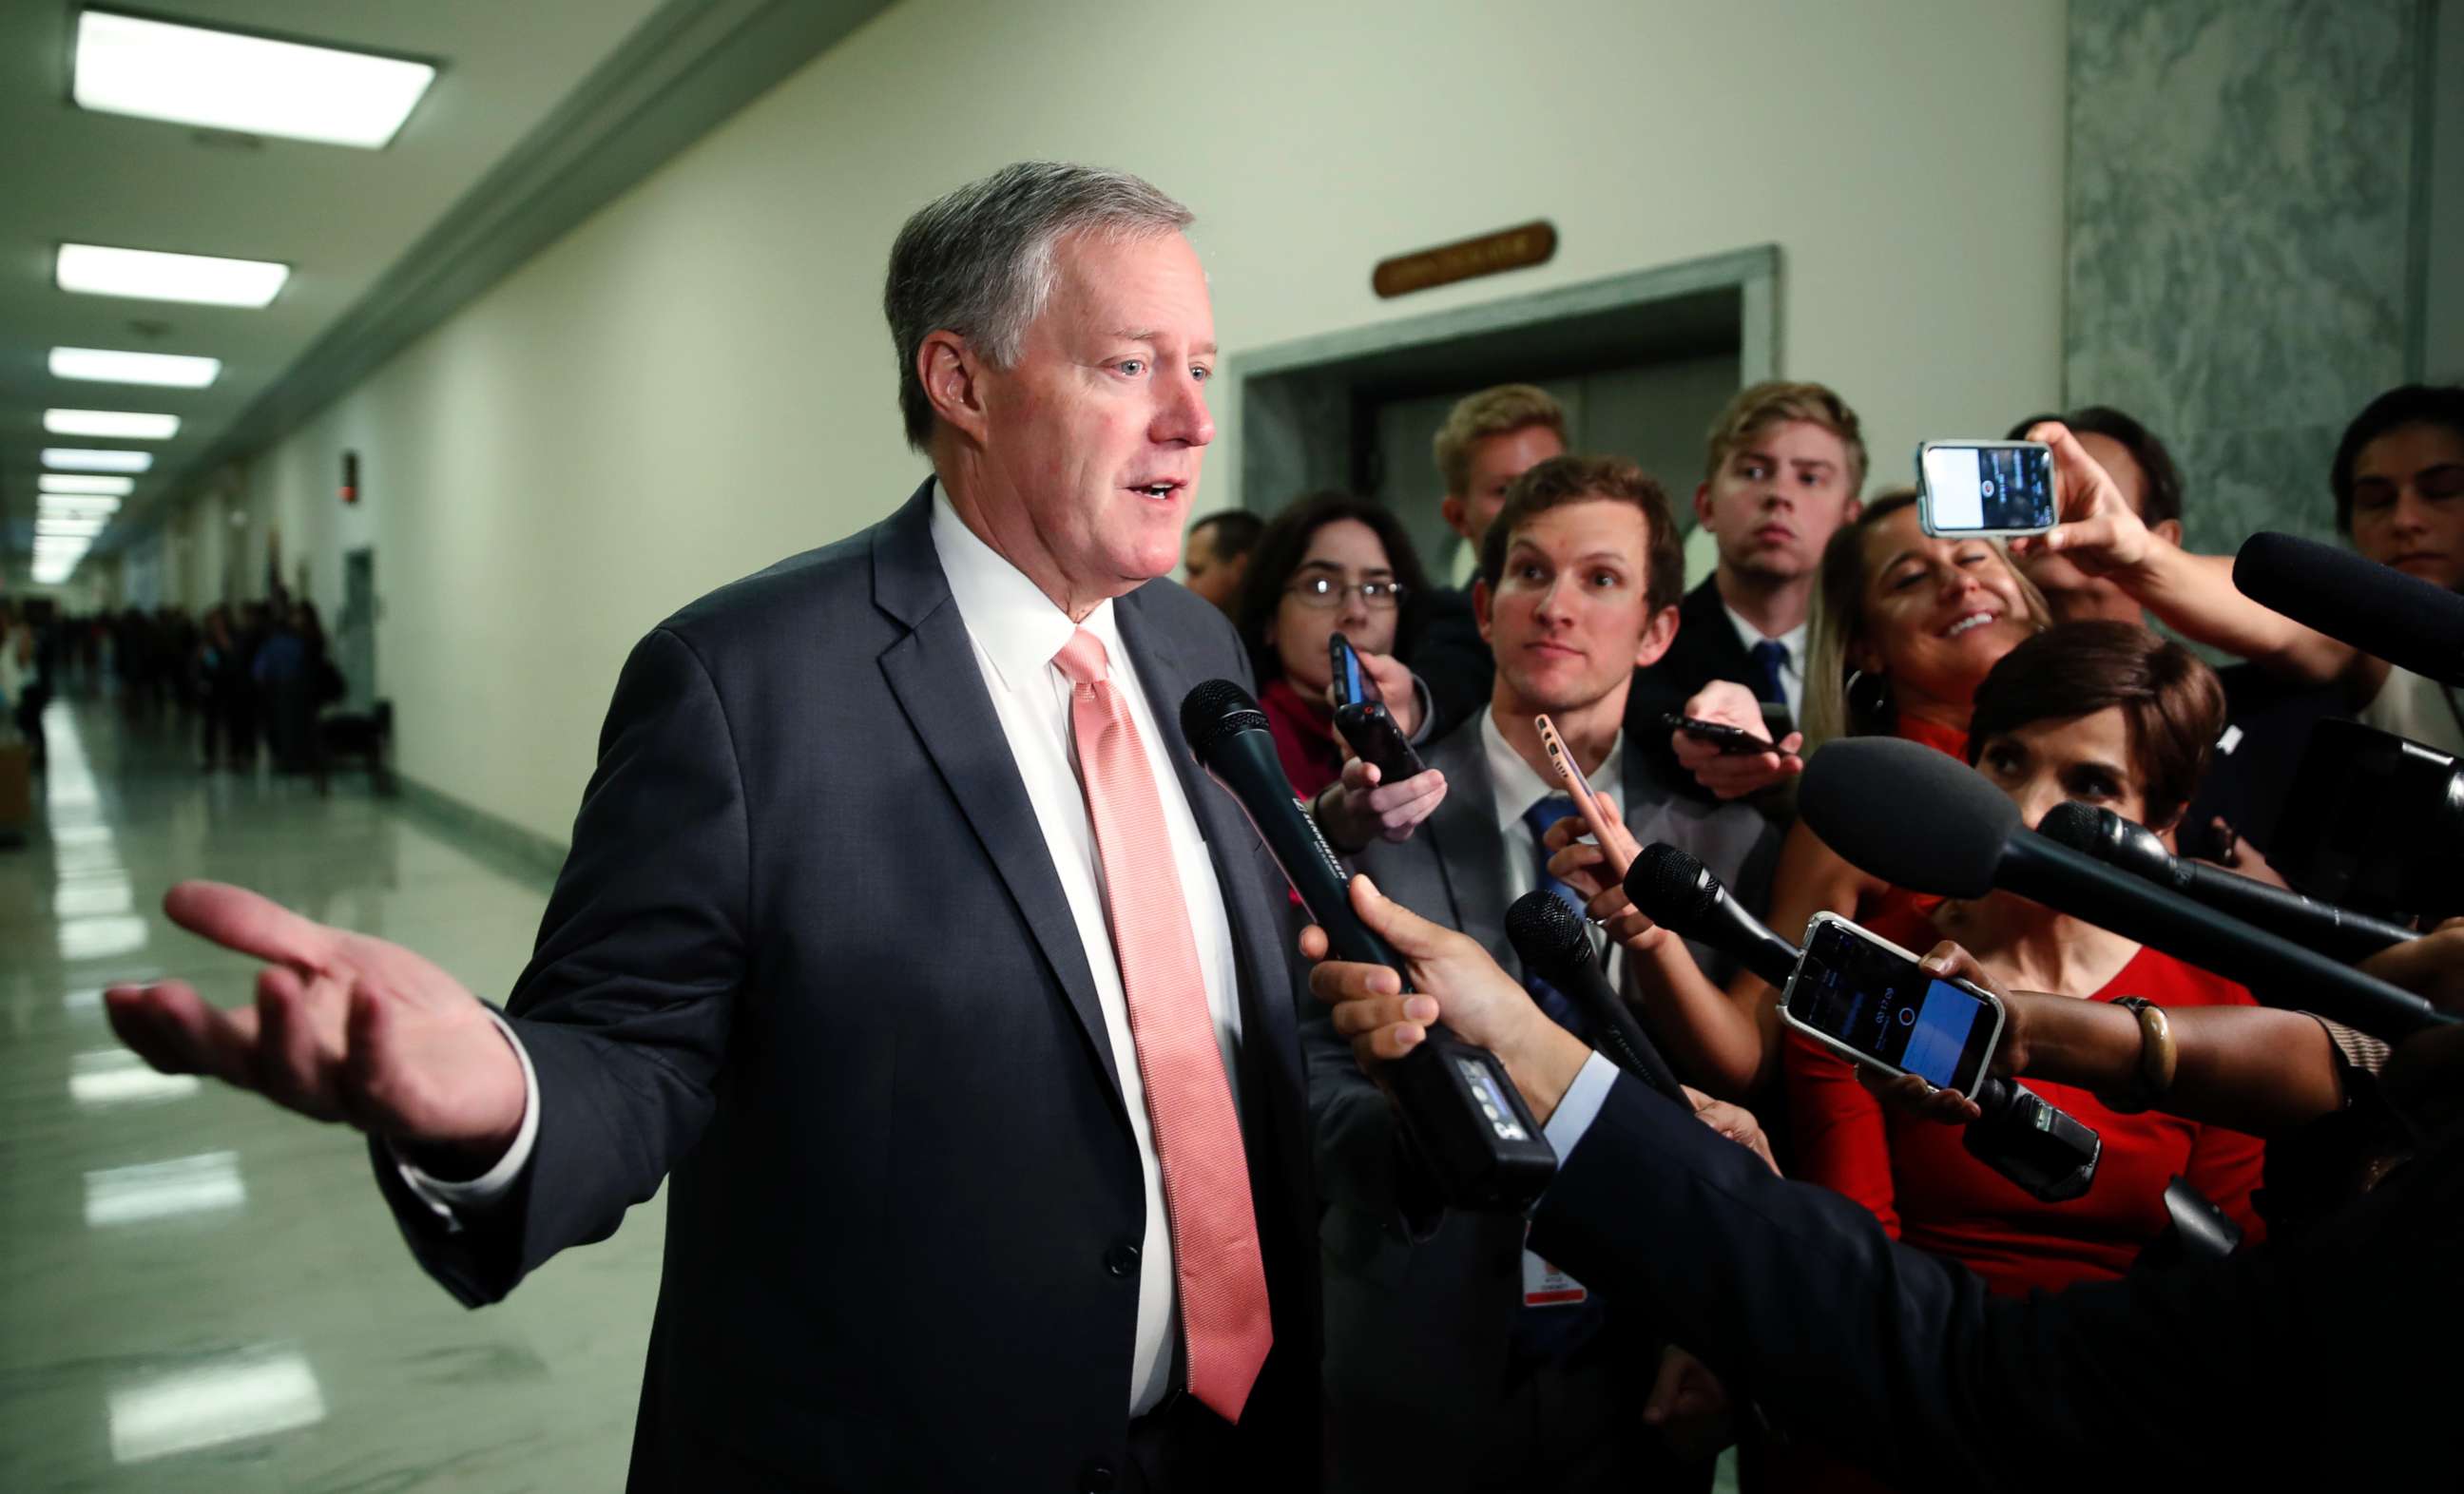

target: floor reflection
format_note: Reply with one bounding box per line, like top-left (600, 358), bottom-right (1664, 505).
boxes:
top-left (106, 1346), bottom-right (325, 1465)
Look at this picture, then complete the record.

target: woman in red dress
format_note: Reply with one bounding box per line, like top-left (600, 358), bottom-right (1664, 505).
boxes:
top-left (1230, 491), bottom-right (1428, 799)
top-left (1783, 621), bottom-right (2268, 1296)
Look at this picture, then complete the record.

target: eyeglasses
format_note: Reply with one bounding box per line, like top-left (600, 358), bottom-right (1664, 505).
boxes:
top-left (1285, 574), bottom-right (1407, 609)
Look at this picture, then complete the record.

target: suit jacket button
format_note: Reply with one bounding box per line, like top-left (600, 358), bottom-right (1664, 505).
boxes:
top-left (1080, 1459), bottom-right (1117, 1492)
top-left (1105, 1243), bottom-right (1139, 1277)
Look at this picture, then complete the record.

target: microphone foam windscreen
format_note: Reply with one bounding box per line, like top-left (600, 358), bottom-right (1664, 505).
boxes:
top-left (1797, 737), bottom-right (2015, 899)
top-left (2035, 800), bottom-right (2104, 855)
top-left (2236, 531), bottom-right (2464, 686)
top-left (1625, 842), bottom-right (1720, 934)
top-left (1179, 679), bottom-right (1270, 757)
top-left (1504, 889), bottom-right (1590, 977)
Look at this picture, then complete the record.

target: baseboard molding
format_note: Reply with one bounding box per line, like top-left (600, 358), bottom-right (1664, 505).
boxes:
top-left (393, 773), bottom-right (569, 890)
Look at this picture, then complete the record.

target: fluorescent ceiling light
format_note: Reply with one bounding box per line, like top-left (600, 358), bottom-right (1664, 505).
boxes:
top-left (76, 10), bottom-right (436, 150)
top-left (72, 1049), bottom-right (201, 1108)
top-left (46, 409), bottom-right (181, 440)
top-left (43, 449), bottom-right (153, 472)
top-left (38, 520), bottom-right (109, 538)
top-left (50, 347), bottom-right (221, 388)
top-left (42, 504), bottom-right (123, 524)
top-left (40, 473), bottom-right (135, 496)
top-left (57, 243), bottom-right (289, 307)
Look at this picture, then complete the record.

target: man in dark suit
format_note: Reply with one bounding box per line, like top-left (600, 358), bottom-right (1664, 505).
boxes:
top-left (102, 163), bottom-right (1317, 1492)
top-left (1627, 381), bottom-right (1866, 803)
top-left (1310, 455), bottom-right (1779, 1493)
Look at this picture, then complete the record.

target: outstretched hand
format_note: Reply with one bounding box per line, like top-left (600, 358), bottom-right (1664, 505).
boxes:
top-left (2007, 420), bottom-right (2156, 579)
top-left (1539, 793), bottom-right (1666, 956)
top-left (105, 881), bottom-right (527, 1164)
top-left (1852, 941), bottom-right (2026, 1125)
top-left (1670, 680), bottom-right (1801, 800)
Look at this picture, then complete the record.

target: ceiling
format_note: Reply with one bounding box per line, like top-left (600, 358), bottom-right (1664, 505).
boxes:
top-left (0, 0), bottom-right (674, 586)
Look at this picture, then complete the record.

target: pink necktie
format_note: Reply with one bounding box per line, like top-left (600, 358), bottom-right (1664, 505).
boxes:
top-left (1051, 627), bottom-right (1272, 1424)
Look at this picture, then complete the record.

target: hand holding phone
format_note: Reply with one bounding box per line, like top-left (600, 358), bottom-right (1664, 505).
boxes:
top-left (1660, 713), bottom-right (1771, 757)
top-left (1535, 714), bottom-right (1635, 877)
top-left (1330, 632), bottom-right (1425, 783)
top-left (1917, 440), bottom-right (2055, 538)
top-left (1779, 912), bottom-right (2006, 1099)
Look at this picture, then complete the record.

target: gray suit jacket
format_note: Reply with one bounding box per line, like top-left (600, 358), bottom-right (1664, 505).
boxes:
top-left (1305, 713), bottom-right (1778, 1488)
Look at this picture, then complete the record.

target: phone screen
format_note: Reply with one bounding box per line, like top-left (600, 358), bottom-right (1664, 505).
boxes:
top-left (1920, 443), bottom-right (2054, 534)
top-left (1330, 632), bottom-right (1380, 708)
top-left (1787, 919), bottom-right (1998, 1090)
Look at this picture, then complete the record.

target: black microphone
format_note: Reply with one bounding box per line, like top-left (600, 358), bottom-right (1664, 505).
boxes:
top-left (1626, 842), bottom-right (2102, 1204)
top-left (2037, 800), bottom-right (2417, 964)
top-left (1799, 737), bottom-right (2453, 1041)
top-left (1179, 680), bottom-right (1556, 1211)
top-left (2236, 530), bottom-right (2464, 686)
top-left (1504, 891), bottom-right (1685, 1102)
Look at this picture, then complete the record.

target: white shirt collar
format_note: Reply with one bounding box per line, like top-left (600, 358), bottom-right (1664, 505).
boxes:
top-left (929, 482), bottom-right (1123, 691)
top-left (1719, 599), bottom-right (1806, 673)
top-left (1480, 708), bottom-right (1622, 835)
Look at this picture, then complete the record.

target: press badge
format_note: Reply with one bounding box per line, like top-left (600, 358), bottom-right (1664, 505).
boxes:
top-left (1522, 1224), bottom-right (1586, 1308)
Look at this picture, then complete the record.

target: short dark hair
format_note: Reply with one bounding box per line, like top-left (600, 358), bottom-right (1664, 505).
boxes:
top-left (2331, 384), bottom-right (2464, 532)
top-left (1233, 491), bottom-right (1431, 682)
top-left (1190, 508), bottom-right (1264, 560)
top-left (2006, 406), bottom-right (2184, 529)
top-left (1475, 454), bottom-right (1684, 614)
top-left (1966, 621), bottom-right (2225, 832)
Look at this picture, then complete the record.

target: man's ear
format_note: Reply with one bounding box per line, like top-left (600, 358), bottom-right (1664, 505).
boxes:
top-left (2150, 518), bottom-right (2183, 546)
top-left (1472, 577), bottom-right (1493, 646)
top-left (1635, 603), bottom-right (1681, 669)
top-left (1441, 495), bottom-right (1472, 543)
top-left (919, 330), bottom-right (991, 446)
top-left (1692, 482), bottom-right (1716, 532)
top-left (1842, 492), bottom-right (1864, 523)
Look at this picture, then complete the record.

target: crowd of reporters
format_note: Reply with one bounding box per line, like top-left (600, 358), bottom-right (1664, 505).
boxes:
top-left (1208, 374), bottom-right (2464, 1489)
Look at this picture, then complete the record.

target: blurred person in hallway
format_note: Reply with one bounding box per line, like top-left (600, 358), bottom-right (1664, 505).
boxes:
top-left (102, 161), bottom-right (1321, 1491)
top-left (1182, 507), bottom-right (1262, 613)
top-left (1411, 383), bottom-right (1568, 737)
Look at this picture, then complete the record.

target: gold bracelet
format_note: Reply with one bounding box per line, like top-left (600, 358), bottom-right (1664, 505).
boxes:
top-left (2096, 996), bottom-right (2176, 1115)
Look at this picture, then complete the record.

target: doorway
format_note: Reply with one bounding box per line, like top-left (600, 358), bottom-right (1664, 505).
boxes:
top-left (338, 548), bottom-right (376, 713)
top-left (1227, 245), bottom-right (1778, 584)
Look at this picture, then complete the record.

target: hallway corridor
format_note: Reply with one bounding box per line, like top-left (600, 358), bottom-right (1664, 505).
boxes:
top-left (1, 699), bottom-right (664, 1491)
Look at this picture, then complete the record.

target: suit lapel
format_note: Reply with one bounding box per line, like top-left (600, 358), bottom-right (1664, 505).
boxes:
top-left (872, 486), bottom-right (1126, 1119)
top-left (1422, 724), bottom-right (1514, 971)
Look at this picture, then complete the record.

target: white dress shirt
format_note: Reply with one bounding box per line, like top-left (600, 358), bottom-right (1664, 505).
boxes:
top-left (399, 485), bottom-right (1244, 1417)
top-left (1718, 602), bottom-right (1807, 725)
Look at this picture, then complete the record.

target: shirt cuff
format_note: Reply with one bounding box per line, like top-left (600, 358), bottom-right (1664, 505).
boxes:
top-left (1543, 1048), bottom-right (1622, 1161)
top-left (389, 1009), bottom-right (539, 1225)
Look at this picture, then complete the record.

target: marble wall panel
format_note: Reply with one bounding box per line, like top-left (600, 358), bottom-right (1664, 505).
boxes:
top-left (2066, 0), bottom-right (2425, 558)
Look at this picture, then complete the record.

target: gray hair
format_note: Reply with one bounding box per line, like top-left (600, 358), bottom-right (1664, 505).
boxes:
top-left (883, 162), bottom-right (1194, 450)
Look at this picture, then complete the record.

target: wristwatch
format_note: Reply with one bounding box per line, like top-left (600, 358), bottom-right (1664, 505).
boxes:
top-left (2097, 996), bottom-right (2176, 1115)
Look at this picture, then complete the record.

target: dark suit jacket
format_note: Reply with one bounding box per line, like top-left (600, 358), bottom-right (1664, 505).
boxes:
top-left (1626, 577), bottom-right (1794, 809)
top-left (1306, 714), bottom-right (1779, 1487)
top-left (1405, 585), bottom-right (1493, 742)
top-left (374, 484), bottom-right (1319, 1491)
top-left (1532, 1074), bottom-right (2464, 1490)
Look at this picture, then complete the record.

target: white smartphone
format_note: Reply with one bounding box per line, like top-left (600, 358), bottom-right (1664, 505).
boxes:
top-left (1916, 439), bottom-right (2056, 539)
top-left (1779, 911), bottom-right (2006, 1099)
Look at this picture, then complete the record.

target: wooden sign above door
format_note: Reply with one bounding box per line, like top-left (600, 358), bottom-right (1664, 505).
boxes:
top-left (1373, 220), bottom-right (1557, 298)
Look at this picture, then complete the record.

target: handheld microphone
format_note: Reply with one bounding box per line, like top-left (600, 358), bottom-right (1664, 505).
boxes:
top-left (1503, 891), bottom-right (1685, 1102)
top-left (2235, 530), bottom-right (2464, 686)
top-left (1180, 680), bottom-right (1556, 1211)
top-left (1625, 842), bottom-right (2102, 1203)
top-left (1798, 737), bottom-right (2453, 1041)
top-left (2037, 800), bottom-right (2417, 964)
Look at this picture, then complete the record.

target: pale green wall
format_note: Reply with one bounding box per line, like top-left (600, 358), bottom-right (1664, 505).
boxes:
top-left (152, 0), bottom-right (2070, 844)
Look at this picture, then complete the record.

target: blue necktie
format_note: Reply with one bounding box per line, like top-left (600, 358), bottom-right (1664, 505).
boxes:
top-left (1518, 797), bottom-right (1593, 1041)
top-left (1749, 639), bottom-right (1791, 711)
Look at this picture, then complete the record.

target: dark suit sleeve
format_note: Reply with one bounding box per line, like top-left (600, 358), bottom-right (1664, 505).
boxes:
top-left (1531, 1074), bottom-right (2316, 1489)
top-left (375, 625), bottom-right (748, 1304)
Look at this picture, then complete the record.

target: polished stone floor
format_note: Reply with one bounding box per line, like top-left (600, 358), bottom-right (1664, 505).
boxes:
top-left (1, 698), bottom-right (662, 1491)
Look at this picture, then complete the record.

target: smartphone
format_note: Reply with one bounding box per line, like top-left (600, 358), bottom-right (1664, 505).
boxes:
top-left (1535, 713), bottom-right (1631, 877)
top-left (1659, 712), bottom-right (1772, 757)
top-left (1916, 440), bottom-right (2056, 538)
top-left (1779, 911), bottom-right (2006, 1099)
top-left (1328, 631), bottom-right (1426, 783)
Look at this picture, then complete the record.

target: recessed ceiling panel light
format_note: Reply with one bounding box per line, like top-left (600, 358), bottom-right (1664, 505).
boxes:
top-left (75, 10), bottom-right (436, 150)
top-left (39, 474), bottom-right (135, 496)
top-left (50, 347), bottom-right (221, 387)
top-left (37, 519), bottom-right (109, 538)
top-left (57, 243), bottom-right (289, 307)
top-left (43, 449), bottom-right (152, 472)
top-left (42, 501), bottom-right (124, 522)
top-left (46, 409), bottom-right (181, 440)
